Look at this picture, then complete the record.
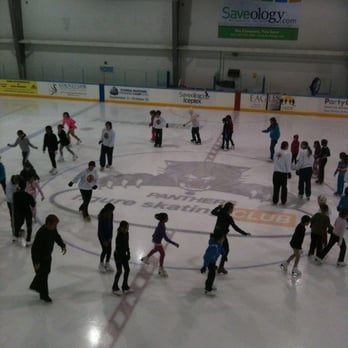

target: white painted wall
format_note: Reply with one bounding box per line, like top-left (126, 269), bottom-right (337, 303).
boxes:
top-left (0, 0), bottom-right (347, 96)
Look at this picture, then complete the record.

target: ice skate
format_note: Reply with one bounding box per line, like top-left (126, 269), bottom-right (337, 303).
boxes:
top-left (105, 262), bottom-right (114, 272)
top-left (112, 289), bottom-right (123, 296)
top-left (217, 267), bottom-right (228, 274)
top-left (98, 263), bottom-right (106, 273)
top-left (337, 262), bottom-right (347, 268)
top-left (279, 263), bottom-right (288, 272)
top-left (291, 268), bottom-right (302, 277)
top-left (158, 267), bottom-right (168, 278)
top-left (204, 290), bottom-right (216, 297)
top-left (51, 168), bottom-right (57, 175)
top-left (72, 154), bottom-right (78, 161)
top-left (140, 256), bottom-right (149, 264)
top-left (58, 156), bottom-right (64, 162)
top-left (122, 287), bottom-right (134, 294)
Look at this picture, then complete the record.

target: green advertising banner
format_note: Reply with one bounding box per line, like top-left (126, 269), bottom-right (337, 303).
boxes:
top-left (218, 0), bottom-right (301, 40)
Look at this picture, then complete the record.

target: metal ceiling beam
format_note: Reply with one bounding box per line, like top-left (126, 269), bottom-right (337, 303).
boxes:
top-left (8, 0), bottom-right (26, 79)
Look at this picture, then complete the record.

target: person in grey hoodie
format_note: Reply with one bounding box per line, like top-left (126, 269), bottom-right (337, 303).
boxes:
top-left (8, 130), bottom-right (38, 165)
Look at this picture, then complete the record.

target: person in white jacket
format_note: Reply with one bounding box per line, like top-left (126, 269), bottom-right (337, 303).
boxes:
top-left (68, 161), bottom-right (98, 222)
top-left (183, 109), bottom-right (201, 144)
top-left (294, 141), bottom-right (314, 200)
top-left (99, 121), bottom-right (115, 171)
top-left (272, 141), bottom-right (292, 205)
top-left (153, 110), bottom-right (168, 148)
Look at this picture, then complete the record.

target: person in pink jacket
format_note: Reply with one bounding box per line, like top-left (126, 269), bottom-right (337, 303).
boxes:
top-left (25, 175), bottom-right (44, 222)
top-left (62, 112), bottom-right (82, 144)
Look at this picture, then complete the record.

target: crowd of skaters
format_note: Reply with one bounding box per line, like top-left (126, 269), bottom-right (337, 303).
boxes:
top-left (0, 110), bottom-right (347, 302)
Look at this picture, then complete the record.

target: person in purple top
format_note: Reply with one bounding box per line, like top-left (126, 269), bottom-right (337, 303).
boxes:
top-left (141, 212), bottom-right (179, 277)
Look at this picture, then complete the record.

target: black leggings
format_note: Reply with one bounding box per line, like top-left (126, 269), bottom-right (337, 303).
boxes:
top-left (112, 255), bottom-right (130, 291)
top-left (98, 237), bottom-right (111, 263)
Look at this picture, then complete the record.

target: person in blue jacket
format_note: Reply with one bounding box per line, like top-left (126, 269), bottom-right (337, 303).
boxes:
top-left (262, 117), bottom-right (280, 161)
top-left (201, 232), bottom-right (225, 296)
top-left (0, 156), bottom-right (6, 194)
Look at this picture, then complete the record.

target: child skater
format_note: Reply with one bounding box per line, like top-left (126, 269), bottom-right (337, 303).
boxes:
top-left (312, 140), bottom-right (321, 177)
top-left (112, 220), bottom-right (133, 296)
top-left (97, 203), bottom-right (115, 273)
top-left (315, 209), bottom-right (348, 267)
top-left (262, 117), bottom-right (280, 161)
top-left (25, 175), bottom-right (44, 222)
top-left (153, 110), bottom-right (168, 148)
top-left (316, 139), bottom-right (330, 184)
top-left (183, 109), bottom-right (201, 144)
top-left (221, 115), bottom-right (234, 150)
top-left (8, 130), bottom-right (38, 165)
top-left (57, 124), bottom-right (78, 162)
top-left (140, 212), bottom-right (179, 277)
top-left (211, 202), bottom-right (251, 274)
top-left (290, 134), bottom-right (299, 164)
top-left (99, 121), bottom-right (115, 171)
top-left (148, 110), bottom-right (156, 142)
top-left (280, 215), bottom-right (311, 277)
top-left (62, 112), bottom-right (82, 144)
top-left (317, 195), bottom-right (332, 247)
top-left (200, 231), bottom-right (225, 296)
top-left (334, 152), bottom-right (348, 196)
top-left (43, 125), bottom-right (58, 175)
top-left (308, 204), bottom-right (331, 259)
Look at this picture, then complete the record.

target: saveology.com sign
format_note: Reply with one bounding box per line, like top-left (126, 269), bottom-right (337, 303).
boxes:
top-left (218, 0), bottom-right (301, 40)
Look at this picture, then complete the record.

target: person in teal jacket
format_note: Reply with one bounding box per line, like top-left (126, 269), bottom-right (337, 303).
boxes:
top-left (262, 117), bottom-right (280, 161)
top-left (201, 232), bottom-right (225, 296)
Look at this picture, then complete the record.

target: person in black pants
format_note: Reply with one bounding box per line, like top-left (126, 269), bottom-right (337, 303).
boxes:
top-left (272, 141), bottom-right (292, 205)
top-left (97, 203), bottom-right (115, 273)
top-left (13, 179), bottom-right (36, 246)
top-left (43, 125), bottom-right (58, 175)
top-left (316, 139), bottom-right (330, 184)
top-left (201, 232), bottom-right (225, 296)
top-left (211, 202), bottom-right (251, 274)
top-left (112, 220), bottom-right (133, 296)
top-left (68, 161), bottom-right (98, 222)
top-left (29, 214), bottom-right (66, 303)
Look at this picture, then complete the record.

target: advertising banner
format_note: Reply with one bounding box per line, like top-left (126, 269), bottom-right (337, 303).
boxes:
top-left (38, 81), bottom-right (98, 99)
top-left (322, 98), bottom-right (348, 115)
top-left (0, 79), bottom-right (38, 95)
top-left (105, 85), bottom-right (235, 110)
top-left (218, 0), bottom-right (301, 40)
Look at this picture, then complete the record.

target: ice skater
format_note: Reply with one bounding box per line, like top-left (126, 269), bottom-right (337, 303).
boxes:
top-left (294, 141), bottom-right (314, 200)
top-left (272, 141), bottom-right (292, 205)
top-left (316, 139), bottom-right (330, 184)
top-left (29, 214), bottom-right (66, 303)
top-left (148, 110), bottom-right (156, 142)
top-left (280, 215), bottom-right (311, 277)
top-left (221, 115), bottom-right (234, 150)
top-left (99, 121), bottom-right (115, 171)
top-left (262, 117), bottom-right (280, 161)
top-left (97, 203), bottom-right (115, 273)
top-left (68, 161), bottom-right (98, 222)
top-left (25, 175), bottom-right (44, 222)
top-left (315, 209), bottom-right (348, 267)
top-left (290, 134), bottom-right (299, 164)
top-left (200, 232), bottom-right (225, 296)
top-left (57, 124), bottom-right (78, 162)
top-left (13, 179), bottom-right (36, 246)
top-left (43, 125), bottom-right (58, 175)
top-left (112, 220), bottom-right (133, 295)
top-left (211, 202), bottom-right (250, 274)
top-left (62, 112), bottom-right (82, 144)
top-left (140, 212), bottom-right (179, 277)
top-left (8, 130), bottom-right (38, 165)
top-left (153, 110), bottom-right (168, 148)
top-left (183, 109), bottom-right (201, 144)
top-left (333, 152), bottom-right (348, 196)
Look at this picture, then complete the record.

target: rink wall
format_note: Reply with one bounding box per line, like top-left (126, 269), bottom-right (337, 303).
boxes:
top-left (0, 79), bottom-right (347, 117)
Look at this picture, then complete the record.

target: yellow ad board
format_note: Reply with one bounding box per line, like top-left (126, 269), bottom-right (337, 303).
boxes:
top-left (0, 80), bottom-right (38, 95)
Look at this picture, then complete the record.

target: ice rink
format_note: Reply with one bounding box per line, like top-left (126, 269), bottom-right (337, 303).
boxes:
top-left (0, 96), bottom-right (347, 348)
